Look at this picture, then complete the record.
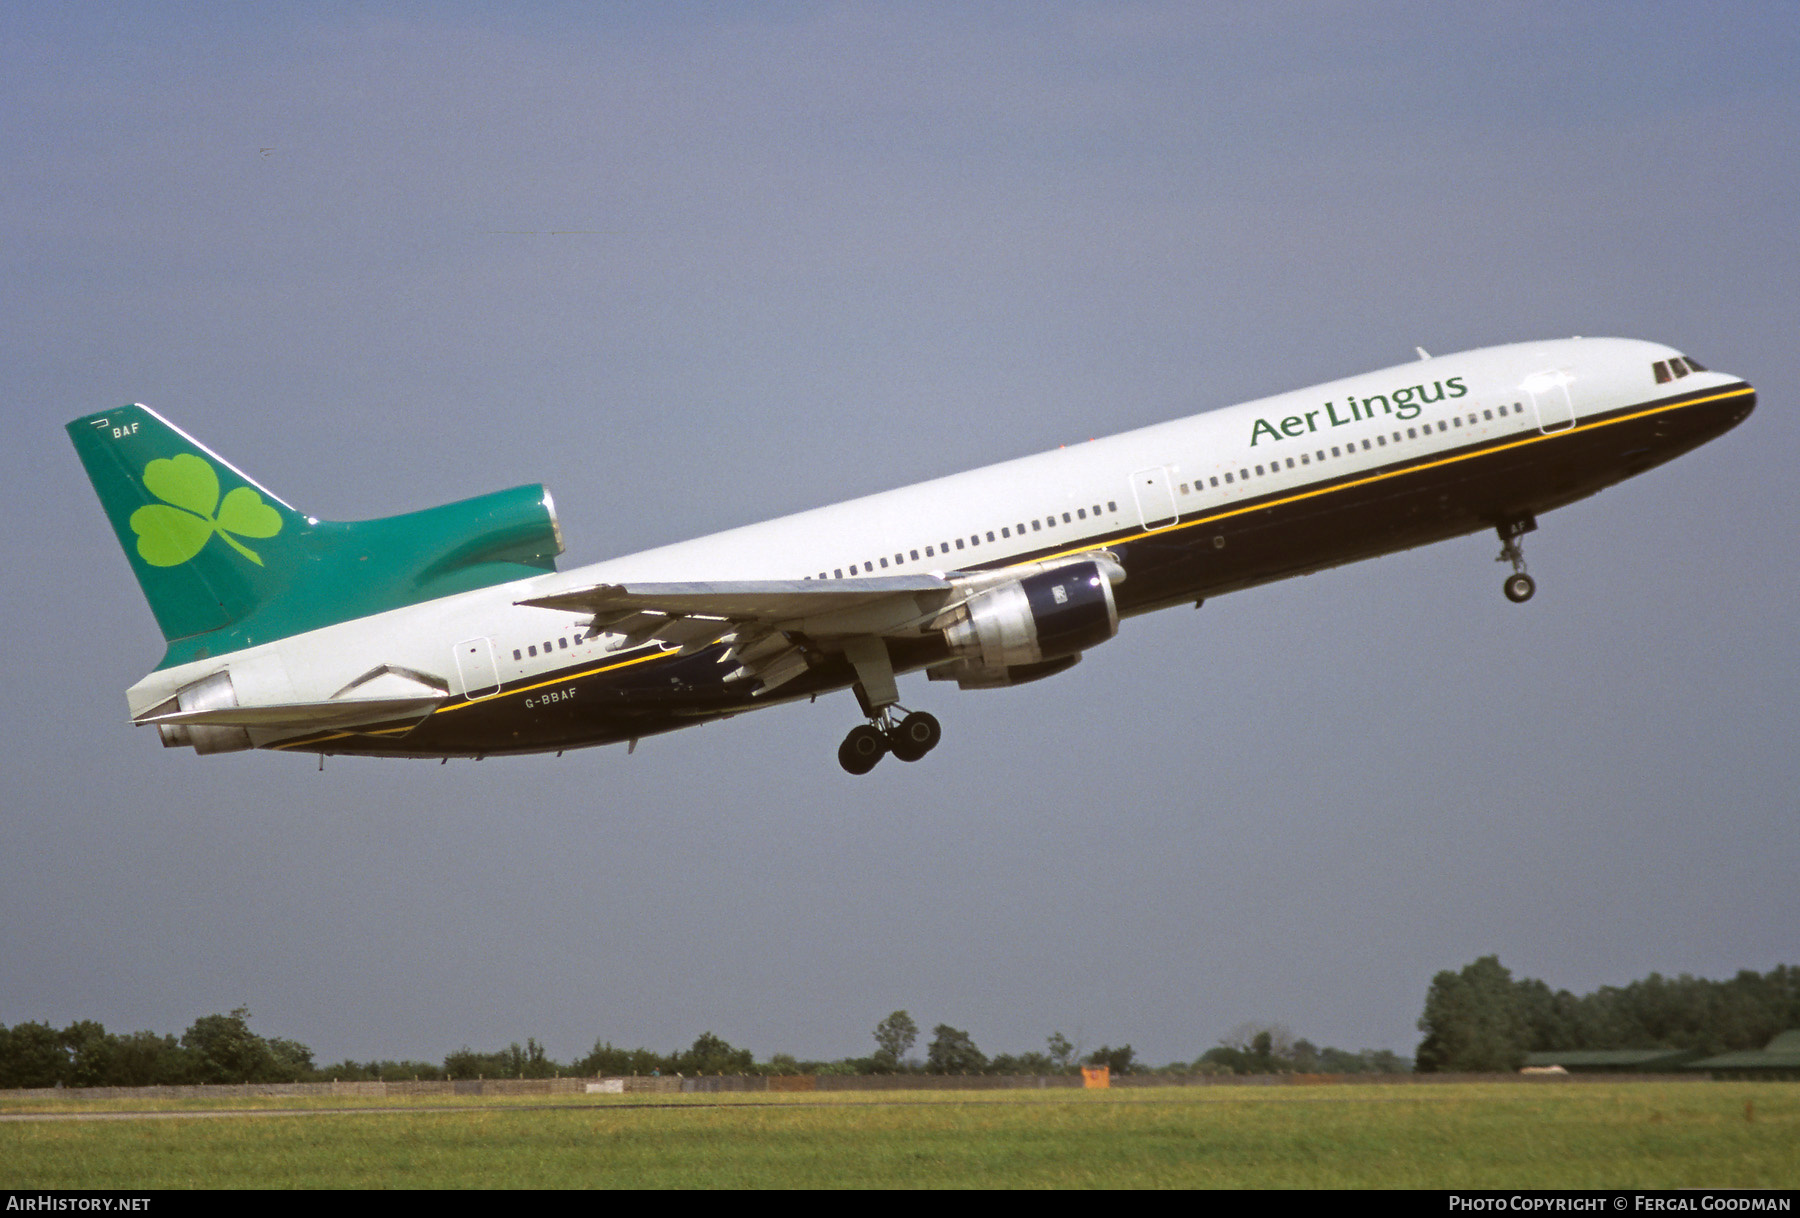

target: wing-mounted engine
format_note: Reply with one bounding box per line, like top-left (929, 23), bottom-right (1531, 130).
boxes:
top-left (927, 556), bottom-right (1124, 690)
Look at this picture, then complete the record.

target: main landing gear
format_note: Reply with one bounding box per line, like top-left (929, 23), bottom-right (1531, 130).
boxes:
top-left (838, 708), bottom-right (942, 775)
top-left (1496, 515), bottom-right (1538, 603)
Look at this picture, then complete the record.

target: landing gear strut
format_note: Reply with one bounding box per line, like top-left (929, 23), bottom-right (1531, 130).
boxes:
top-left (837, 707), bottom-right (942, 775)
top-left (1496, 515), bottom-right (1537, 603)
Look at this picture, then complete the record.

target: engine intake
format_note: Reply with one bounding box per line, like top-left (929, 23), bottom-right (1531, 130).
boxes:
top-left (938, 559), bottom-right (1121, 685)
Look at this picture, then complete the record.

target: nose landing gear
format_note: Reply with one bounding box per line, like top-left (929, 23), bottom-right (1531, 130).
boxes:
top-left (1496, 515), bottom-right (1537, 603)
top-left (837, 707), bottom-right (942, 775)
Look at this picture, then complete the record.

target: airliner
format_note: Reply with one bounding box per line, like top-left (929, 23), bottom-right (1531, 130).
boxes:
top-left (69, 337), bottom-right (1754, 774)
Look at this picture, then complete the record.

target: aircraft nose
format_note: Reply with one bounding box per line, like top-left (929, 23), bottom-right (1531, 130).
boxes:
top-left (1730, 381), bottom-right (1757, 424)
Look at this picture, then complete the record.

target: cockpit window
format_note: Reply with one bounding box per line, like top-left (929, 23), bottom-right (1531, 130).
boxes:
top-left (1657, 355), bottom-right (1706, 384)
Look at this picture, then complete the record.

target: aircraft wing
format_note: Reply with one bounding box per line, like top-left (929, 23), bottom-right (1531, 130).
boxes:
top-left (517, 575), bottom-right (964, 695)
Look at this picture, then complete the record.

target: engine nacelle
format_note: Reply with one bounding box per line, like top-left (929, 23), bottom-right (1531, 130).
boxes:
top-left (152, 670), bottom-right (253, 755)
top-left (937, 559), bottom-right (1121, 687)
top-left (927, 654), bottom-right (1081, 690)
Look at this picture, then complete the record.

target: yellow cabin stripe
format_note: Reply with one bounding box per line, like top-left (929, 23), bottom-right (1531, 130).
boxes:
top-left (1018, 385), bottom-right (1752, 569)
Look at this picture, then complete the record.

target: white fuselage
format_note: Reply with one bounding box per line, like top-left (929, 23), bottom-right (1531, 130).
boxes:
top-left (125, 336), bottom-right (1752, 755)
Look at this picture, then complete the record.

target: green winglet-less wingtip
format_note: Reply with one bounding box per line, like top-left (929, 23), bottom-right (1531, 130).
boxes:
top-left (68, 405), bottom-right (563, 669)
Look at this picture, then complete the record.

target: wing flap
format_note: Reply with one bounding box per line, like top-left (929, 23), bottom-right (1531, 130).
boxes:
top-left (519, 575), bottom-right (954, 629)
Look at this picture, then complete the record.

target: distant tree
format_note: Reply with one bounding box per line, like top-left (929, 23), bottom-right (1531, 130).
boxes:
top-left (1046, 1031), bottom-right (1075, 1072)
top-left (678, 1032), bottom-right (752, 1075)
top-left (0, 1022), bottom-right (69, 1088)
top-left (576, 1040), bottom-right (643, 1077)
top-left (443, 1047), bottom-right (509, 1079)
top-left (926, 1024), bottom-right (986, 1074)
top-left (111, 1030), bottom-right (186, 1086)
top-left (62, 1021), bottom-right (116, 1088)
top-left (872, 1011), bottom-right (918, 1071)
top-left (1085, 1045), bottom-right (1135, 1075)
top-left (577, 1041), bottom-right (672, 1077)
top-left (1415, 956), bottom-right (1530, 1072)
top-left (987, 1050), bottom-right (1054, 1076)
top-left (181, 1008), bottom-right (306, 1083)
top-left (500, 1038), bottom-right (559, 1079)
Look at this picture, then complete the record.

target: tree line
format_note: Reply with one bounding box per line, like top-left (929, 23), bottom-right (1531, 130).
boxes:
top-left (7, 961), bottom-right (1789, 1087)
top-left (0, 1006), bottom-right (1402, 1087)
top-left (1415, 958), bottom-right (1800, 1072)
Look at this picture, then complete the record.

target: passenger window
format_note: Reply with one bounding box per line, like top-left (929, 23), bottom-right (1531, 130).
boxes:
top-left (1376, 435), bottom-right (1386, 446)
top-left (1298, 454), bottom-right (1308, 466)
top-left (1107, 501), bottom-right (1117, 512)
top-left (559, 638), bottom-right (568, 649)
top-left (910, 549), bottom-right (920, 561)
top-left (1255, 465), bottom-right (1264, 476)
top-left (924, 546), bottom-right (934, 557)
top-left (1286, 458), bottom-right (1295, 469)
top-left (1179, 482), bottom-right (1189, 494)
top-left (986, 531), bottom-right (995, 542)
top-left (1209, 476), bottom-right (1219, 487)
top-left (513, 649), bottom-right (522, 661)
top-left (894, 553), bottom-right (904, 565)
top-left (865, 562), bottom-right (874, 573)
top-left (1015, 523), bottom-right (1025, 534)
top-left (1224, 472), bottom-right (1234, 483)
top-left (879, 557), bottom-right (889, 568)
top-left (1030, 520), bottom-right (1041, 531)
top-left (528, 645), bottom-right (537, 657)
top-left (1062, 512), bottom-right (1072, 523)
top-left (1331, 446), bottom-right (1340, 457)
top-left (834, 568), bottom-right (843, 578)
top-left (955, 539), bottom-right (965, 550)
top-left (1092, 504), bottom-right (1102, 516)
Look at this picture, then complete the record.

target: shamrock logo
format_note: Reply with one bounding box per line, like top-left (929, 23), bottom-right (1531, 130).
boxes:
top-left (128, 453), bottom-right (283, 567)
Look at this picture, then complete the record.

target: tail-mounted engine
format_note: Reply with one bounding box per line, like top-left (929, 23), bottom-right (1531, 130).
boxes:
top-left (148, 670), bottom-right (253, 755)
top-left (929, 556), bottom-right (1124, 690)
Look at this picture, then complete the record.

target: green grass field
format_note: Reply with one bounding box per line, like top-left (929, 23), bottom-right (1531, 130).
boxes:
top-left (2, 1082), bottom-right (1794, 1189)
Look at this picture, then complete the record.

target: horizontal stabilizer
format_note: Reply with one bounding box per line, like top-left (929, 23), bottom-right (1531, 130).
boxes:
top-left (136, 695), bottom-right (446, 731)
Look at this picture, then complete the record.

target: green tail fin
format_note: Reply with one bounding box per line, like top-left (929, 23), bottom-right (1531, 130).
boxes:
top-left (69, 404), bottom-right (563, 668)
top-left (67, 405), bottom-right (312, 647)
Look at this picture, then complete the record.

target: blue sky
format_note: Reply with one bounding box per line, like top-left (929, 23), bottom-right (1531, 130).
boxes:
top-left (4, 3), bottom-right (1795, 1066)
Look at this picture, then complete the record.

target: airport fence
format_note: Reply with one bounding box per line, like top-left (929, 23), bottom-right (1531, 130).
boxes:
top-left (0, 1070), bottom-right (1709, 1104)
